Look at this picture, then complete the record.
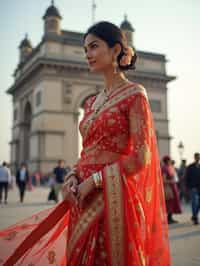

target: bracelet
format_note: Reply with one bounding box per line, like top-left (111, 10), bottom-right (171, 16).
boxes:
top-left (92, 172), bottom-right (103, 188)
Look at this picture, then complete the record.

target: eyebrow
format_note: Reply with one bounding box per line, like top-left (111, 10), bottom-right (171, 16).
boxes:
top-left (84, 40), bottom-right (99, 50)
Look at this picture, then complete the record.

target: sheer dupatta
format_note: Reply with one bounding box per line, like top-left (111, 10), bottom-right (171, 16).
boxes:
top-left (94, 86), bottom-right (170, 265)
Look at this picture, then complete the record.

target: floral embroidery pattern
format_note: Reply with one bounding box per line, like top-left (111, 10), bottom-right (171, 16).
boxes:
top-left (47, 250), bottom-right (56, 264)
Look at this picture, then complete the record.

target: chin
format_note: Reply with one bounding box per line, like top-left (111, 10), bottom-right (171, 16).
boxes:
top-left (89, 66), bottom-right (103, 73)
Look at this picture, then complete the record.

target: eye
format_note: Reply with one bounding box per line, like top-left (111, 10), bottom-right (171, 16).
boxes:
top-left (91, 43), bottom-right (98, 49)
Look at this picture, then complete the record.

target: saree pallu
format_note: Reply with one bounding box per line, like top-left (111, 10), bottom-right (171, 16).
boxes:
top-left (0, 83), bottom-right (170, 266)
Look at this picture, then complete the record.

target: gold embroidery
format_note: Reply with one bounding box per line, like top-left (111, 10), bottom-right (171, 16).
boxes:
top-left (47, 250), bottom-right (56, 264)
top-left (122, 156), bottom-right (135, 174)
top-left (130, 111), bottom-right (144, 134)
top-left (107, 118), bottom-right (116, 126)
top-left (136, 202), bottom-right (145, 220)
top-left (104, 163), bottom-right (125, 266)
top-left (138, 143), bottom-right (151, 166)
top-left (113, 134), bottom-right (128, 149)
top-left (67, 193), bottom-right (104, 259)
top-left (145, 187), bottom-right (153, 203)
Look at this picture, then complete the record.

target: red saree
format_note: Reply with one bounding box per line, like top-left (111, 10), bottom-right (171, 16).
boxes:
top-left (0, 83), bottom-right (170, 266)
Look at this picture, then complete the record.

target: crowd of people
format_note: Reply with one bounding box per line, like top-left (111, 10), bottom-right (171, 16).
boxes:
top-left (0, 159), bottom-right (71, 204)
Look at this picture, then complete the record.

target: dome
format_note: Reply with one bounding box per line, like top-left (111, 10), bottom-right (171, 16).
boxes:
top-left (43, 1), bottom-right (62, 20)
top-left (120, 15), bottom-right (134, 32)
top-left (19, 35), bottom-right (32, 49)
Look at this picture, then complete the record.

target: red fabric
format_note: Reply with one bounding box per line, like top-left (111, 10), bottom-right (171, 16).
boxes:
top-left (0, 83), bottom-right (170, 265)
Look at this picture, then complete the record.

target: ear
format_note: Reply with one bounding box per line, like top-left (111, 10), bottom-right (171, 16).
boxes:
top-left (113, 43), bottom-right (122, 59)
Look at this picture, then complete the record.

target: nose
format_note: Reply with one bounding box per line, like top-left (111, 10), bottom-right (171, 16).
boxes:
top-left (85, 50), bottom-right (92, 61)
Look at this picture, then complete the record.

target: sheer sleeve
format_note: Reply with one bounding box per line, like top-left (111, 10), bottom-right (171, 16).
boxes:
top-left (119, 93), bottom-right (152, 177)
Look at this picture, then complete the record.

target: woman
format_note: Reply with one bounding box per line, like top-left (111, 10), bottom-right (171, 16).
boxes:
top-left (161, 156), bottom-right (182, 224)
top-left (0, 21), bottom-right (170, 265)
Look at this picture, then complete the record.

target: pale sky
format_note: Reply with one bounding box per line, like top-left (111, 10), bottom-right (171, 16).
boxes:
top-left (0, 0), bottom-right (200, 166)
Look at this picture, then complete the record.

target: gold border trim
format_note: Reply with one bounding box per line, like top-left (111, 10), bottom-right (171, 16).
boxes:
top-left (104, 163), bottom-right (125, 266)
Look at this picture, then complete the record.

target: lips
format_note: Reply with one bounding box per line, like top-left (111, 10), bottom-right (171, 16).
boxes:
top-left (88, 61), bottom-right (96, 66)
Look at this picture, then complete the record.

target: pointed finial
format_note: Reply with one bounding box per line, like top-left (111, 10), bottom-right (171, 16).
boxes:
top-left (25, 33), bottom-right (28, 39)
top-left (92, 0), bottom-right (97, 24)
top-left (124, 13), bottom-right (128, 20)
top-left (51, 0), bottom-right (54, 6)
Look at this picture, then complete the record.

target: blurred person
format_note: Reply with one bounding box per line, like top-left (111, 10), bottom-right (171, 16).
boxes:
top-left (53, 160), bottom-right (67, 203)
top-left (185, 153), bottom-right (200, 225)
top-left (178, 159), bottom-right (188, 201)
top-left (47, 174), bottom-right (57, 203)
top-left (162, 156), bottom-right (182, 224)
top-left (171, 160), bottom-right (179, 185)
top-left (0, 162), bottom-right (11, 204)
top-left (0, 21), bottom-right (170, 265)
top-left (16, 162), bottom-right (29, 203)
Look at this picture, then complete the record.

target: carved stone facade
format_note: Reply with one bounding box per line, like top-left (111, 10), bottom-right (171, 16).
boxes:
top-left (8, 3), bottom-right (175, 173)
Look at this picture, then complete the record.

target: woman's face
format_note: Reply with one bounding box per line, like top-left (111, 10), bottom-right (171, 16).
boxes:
top-left (84, 34), bottom-right (114, 73)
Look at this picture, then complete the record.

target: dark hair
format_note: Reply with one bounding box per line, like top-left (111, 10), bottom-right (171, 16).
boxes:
top-left (2, 161), bottom-right (7, 167)
top-left (162, 155), bottom-right (171, 164)
top-left (84, 21), bottom-right (137, 71)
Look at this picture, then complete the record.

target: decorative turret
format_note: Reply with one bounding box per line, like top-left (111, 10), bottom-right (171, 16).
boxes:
top-left (43, 0), bottom-right (62, 36)
top-left (120, 14), bottom-right (135, 47)
top-left (19, 34), bottom-right (33, 63)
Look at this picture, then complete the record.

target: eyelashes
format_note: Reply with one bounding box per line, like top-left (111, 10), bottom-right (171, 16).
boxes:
top-left (84, 43), bottom-right (98, 54)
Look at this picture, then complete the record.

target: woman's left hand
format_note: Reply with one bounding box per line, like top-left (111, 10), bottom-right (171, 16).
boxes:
top-left (77, 177), bottom-right (95, 209)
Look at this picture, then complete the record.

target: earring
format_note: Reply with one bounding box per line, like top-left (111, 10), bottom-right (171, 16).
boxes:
top-left (112, 60), bottom-right (118, 74)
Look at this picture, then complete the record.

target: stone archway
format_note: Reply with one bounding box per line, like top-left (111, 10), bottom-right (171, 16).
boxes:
top-left (23, 102), bottom-right (32, 162)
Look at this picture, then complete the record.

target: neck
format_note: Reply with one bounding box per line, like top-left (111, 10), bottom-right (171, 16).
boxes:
top-left (102, 69), bottom-right (127, 92)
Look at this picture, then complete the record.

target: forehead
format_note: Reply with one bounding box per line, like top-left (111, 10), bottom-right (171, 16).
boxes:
top-left (84, 34), bottom-right (104, 47)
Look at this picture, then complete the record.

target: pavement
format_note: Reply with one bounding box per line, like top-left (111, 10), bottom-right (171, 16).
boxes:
top-left (0, 186), bottom-right (200, 265)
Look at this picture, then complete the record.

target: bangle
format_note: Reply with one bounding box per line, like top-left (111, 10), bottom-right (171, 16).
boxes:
top-left (92, 172), bottom-right (102, 188)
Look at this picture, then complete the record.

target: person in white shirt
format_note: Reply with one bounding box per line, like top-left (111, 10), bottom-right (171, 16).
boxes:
top-left (0, 162), bottom-right (11, 204)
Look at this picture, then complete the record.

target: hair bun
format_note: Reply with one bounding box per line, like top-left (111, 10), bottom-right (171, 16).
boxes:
top-left (118, 47), bottom-right (137, 71)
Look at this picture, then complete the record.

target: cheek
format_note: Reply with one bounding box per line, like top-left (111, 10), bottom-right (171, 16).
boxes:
top-left (95, 51), bottom-right (112, 68)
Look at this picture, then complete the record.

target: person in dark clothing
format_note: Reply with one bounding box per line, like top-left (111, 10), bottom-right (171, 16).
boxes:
top-left (53, 160), bottom-right (67, 203)
top-left (185, 153), bottom-right (200, 225)
top-left (16, 163), bottom-right (29, 203)
top-left (178, 159), bottom-right (188, 202)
